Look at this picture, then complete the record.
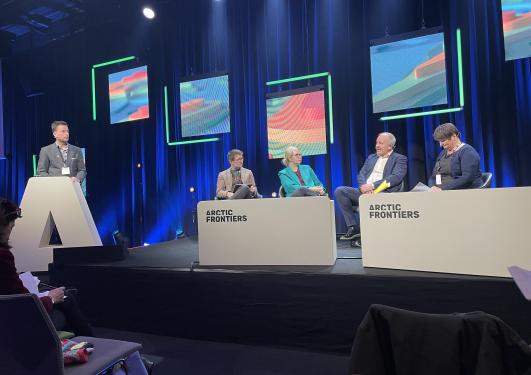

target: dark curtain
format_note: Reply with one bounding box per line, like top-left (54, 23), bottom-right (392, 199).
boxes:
top-left (0, 0), bottom-right (529, 245)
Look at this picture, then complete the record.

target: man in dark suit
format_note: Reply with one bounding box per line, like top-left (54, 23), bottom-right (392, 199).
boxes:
top-left (36, 120), bottom-right (86, 184)
top-left (335, 132), bottom-right (407, 240)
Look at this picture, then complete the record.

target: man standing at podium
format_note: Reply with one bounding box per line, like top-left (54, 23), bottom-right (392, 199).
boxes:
top-left (36, 121), bottom-right (86, 183)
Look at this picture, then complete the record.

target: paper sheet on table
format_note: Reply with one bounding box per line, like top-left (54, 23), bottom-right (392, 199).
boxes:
top-left (410, 182), bottom-right (431, 192)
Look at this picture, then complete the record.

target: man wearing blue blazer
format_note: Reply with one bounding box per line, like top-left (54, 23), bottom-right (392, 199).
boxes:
top-left (335, 132), bottom-right (407, 240)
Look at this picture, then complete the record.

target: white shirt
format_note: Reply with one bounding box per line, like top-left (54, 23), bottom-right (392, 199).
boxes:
top-left (366, 152), bottom-right (392, 186)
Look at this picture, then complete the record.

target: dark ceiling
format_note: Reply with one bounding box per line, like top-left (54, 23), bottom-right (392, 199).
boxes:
top-left (0, 0), bottom-right (88, 57)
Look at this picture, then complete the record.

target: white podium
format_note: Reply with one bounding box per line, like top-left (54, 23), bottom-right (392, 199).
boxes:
top-left (11, 177), bottom-right (102, 272)
top-left (198, 196), bottom-right (337, 266)
top-left (359, 187), bottom-right (531, 277)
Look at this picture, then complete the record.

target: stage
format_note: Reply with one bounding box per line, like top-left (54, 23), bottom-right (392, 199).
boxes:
top-left (50, 238), bottom-right (531, 353)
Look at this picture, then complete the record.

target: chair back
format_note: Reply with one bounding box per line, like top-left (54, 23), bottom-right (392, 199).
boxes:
top-left (278, 186), bottom-right (287, 198)
top-left (350, 304), bottom-right (531, 375)
top-left (479, 172), bottom-right (493, 189)
top-left (0, 294), bottom-right (63, 375)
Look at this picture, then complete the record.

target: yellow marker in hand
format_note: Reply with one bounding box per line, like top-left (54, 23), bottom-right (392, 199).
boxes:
top-left (373, 180), bottom-right (391, 194)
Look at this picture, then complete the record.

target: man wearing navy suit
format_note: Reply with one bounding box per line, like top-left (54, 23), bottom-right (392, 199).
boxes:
top-left (335, 132), bottom-right (407, 240)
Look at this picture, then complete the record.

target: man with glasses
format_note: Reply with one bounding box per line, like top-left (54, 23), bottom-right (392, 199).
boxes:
top-left (216, 149), bottom-right (259, 199)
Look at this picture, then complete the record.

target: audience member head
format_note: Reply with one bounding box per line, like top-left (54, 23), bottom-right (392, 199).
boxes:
top-left (282, 146), bottom-right (302, 167)
top-left (227, 149), bottom-right (244, 170)
top-left (433, 123), bottom-right (461, 152)
top-left (0, 198), bottom-right (21, 248)
top-left (375, 132), bottom-right (396, 157)
top-left (51, 120), bottom-right (70, 145)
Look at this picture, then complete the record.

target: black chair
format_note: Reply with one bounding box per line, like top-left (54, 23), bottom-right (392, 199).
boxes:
top-left (0, 294), bottom-right (142, 375)
top-left (479, 172), bottom-right (493, 189)
top-left (278, 185), bottom-right (287, 198)
top-left (350, 304), bottom-right (531, 375)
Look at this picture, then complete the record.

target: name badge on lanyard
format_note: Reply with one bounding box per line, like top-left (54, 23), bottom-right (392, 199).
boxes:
top-left (60, 150), bottom-right (69, 175)
top-left (436, 174), bottom-right (442, 185)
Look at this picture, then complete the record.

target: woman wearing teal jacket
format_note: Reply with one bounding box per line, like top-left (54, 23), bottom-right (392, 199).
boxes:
top-left (278, 146), bottom-right (326, 197)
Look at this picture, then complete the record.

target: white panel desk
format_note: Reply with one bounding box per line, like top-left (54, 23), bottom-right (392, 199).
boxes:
top-left (359, 187), bottom-right (531, 277)
top-left (198, 196), bottom-right (337, 266)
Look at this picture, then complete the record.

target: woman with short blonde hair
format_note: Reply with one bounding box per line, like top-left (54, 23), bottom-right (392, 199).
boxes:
top-left (278, 146), bottom-right (325, 197)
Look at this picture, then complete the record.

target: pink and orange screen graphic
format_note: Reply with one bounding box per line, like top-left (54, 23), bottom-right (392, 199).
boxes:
top-left (266, 89), bottom-right (327, 159)
top-left (108, 66), bottom-right (150, 124)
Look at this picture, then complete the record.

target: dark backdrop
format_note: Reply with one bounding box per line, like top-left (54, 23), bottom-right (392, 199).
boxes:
top-left (0, 0), bottom-right (529, 245)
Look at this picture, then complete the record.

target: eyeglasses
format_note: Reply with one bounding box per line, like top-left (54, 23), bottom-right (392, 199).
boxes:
top-left (294, 153), bottom-right (302, 157)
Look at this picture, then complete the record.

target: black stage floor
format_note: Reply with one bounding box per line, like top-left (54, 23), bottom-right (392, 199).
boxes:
top-left (50, 238), bottom-right (531, 354)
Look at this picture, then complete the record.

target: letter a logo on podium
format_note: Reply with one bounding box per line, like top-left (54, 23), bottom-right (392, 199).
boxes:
top-left (10, 177), bottom-right (102, 272)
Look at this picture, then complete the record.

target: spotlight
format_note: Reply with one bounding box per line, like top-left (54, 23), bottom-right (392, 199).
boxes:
top-left (272, 192), bottom-right (277, 198)
top-left (137, 163), bottom-right (142, 168)
top-left (143, 242), bottom-right (150, 246)
top-left (189, 186), bottom-right (195, 193)
top-left (143, 7), bottom-right (155, 19)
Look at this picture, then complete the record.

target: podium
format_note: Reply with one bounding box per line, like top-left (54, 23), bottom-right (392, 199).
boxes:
top-left (10, 177), bottom-right (102, 272)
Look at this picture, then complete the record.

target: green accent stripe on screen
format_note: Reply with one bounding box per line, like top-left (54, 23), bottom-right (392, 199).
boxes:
top-left (327, 74), bottom-right (334, 144)
top-left (32, 154), bottom-right (37, 176)
top-left (380, 107), bottom-right (463, 121)
top-left (266, 72), bottom-right (329, 86)
top-left (167, 138), bottom-right (219, 146)
top-left (164, 86), bottom-right (170, 143)
top-left (92, 56), bottom-right (136, 69)
top-left (456, 28), bottom-right (464, 107)
top-left (91, 68), bottom-right (96, 121)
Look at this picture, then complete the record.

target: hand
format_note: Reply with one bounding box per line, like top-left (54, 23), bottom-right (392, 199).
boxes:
top-left (310, 186), bottom-right (325, 195)
top-left (360, 184), bottom-right (374, 194)
top-left (430, 186), bottom-right (442, 192)
top-left (70, 177), bottom-right (79, 183)
top-left (250, 186), bottom-right (257, 193)
top-left (48, 287), bottom-right (65, 304)
top-left (226, 192), bottom-right (234, 198)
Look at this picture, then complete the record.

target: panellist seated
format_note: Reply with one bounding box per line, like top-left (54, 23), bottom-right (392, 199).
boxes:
top-left (216, 149), bottom-right (259, 199)
top-left (278, 146), bottom-right (326, 197)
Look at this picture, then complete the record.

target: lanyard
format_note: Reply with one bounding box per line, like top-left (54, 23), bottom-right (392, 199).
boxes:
top-left (58, 146), bottom-right (68, 166)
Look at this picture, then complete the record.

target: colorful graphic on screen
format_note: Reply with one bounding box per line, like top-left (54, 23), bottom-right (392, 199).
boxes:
top-left (266, 89), bottom-right (327, 159)
top-left (370, 32), bottom-right (448, 113)
top-left (179, 75), bottom-right (230, 137)
top-left (502, 0), bottom-right (531, 61)
top-left (108, 66), bottom-right (150, 124)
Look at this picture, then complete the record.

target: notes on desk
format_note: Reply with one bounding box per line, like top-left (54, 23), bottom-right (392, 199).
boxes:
top-left (410, 182), bottom-right (432, 192)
